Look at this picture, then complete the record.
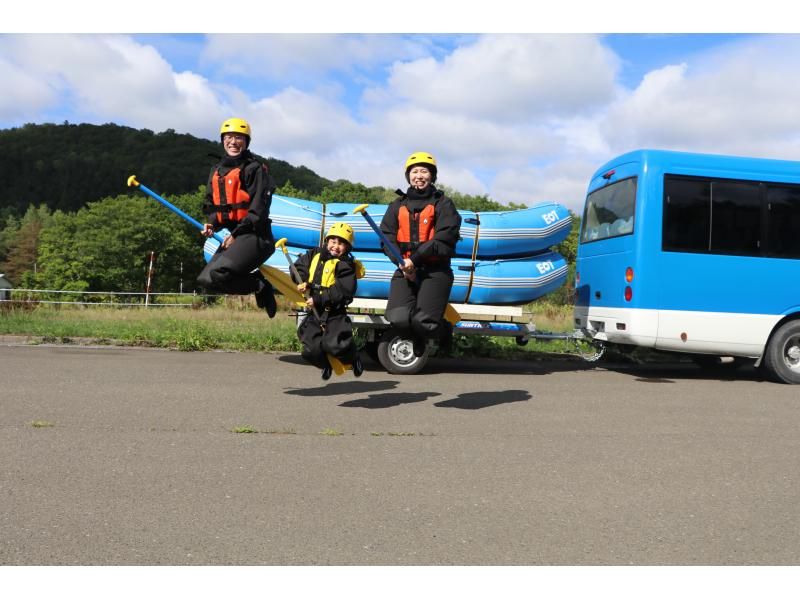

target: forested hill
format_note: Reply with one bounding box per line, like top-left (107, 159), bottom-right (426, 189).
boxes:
top-left (0, 122), bottom-right (331, 215)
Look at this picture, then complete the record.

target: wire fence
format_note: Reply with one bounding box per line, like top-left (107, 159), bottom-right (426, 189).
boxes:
top-left (0, 288), bottom-right (218, 308)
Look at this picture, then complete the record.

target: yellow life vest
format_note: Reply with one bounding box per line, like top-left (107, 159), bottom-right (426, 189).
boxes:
top-left (309, 253), bottom-right (365, 287)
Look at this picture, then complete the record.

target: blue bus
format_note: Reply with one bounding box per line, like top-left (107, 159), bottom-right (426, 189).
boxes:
top-left (573, 149), bottom-right (800, 384)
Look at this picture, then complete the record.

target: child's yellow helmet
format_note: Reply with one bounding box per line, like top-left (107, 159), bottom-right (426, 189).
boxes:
top-left (325, 222), bottom-right (355, 246)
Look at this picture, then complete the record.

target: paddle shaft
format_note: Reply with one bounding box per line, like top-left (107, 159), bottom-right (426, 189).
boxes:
top-left (128, 177), bottom-right (225, 244)
top-left (277, 243), bottom-right (324, 322)
top-left (356, 208), bottom-right (406, 266)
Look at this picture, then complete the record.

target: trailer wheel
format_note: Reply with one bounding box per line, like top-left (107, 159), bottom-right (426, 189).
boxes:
top-left (362, 341), bottom-right (380, 363)
top-left (515, 336), bottom-right (529, 346)
top-left (377, 331), bottom-right (428, 375)
top-left (763, 319), bottom-right (800, 384)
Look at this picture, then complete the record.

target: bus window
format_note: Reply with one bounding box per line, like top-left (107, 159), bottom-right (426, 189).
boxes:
top-left (766, 185), bottom-right (800, 258)
top-left (663, 176), bottom-right (711, 252)
top-left (580, 176), bottom-right (636, 243)
top-left (664, 175), bottom-right (761, 256)
top-left (710, 180), bottom-right (760, 255)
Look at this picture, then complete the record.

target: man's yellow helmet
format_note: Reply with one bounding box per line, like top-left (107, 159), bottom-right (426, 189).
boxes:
top-left (404, 151), bottom-right (437, 183)
top-left (325, 222), bottom-right (355, 246)
top-left (220, 118), bottom-right (252, 145)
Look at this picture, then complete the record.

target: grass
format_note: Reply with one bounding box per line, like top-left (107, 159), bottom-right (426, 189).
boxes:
top-left (231, 426), bottom-right (258, 434)
top-left (0, 299), bottom-right (589, 358)
top-left (0, 301), bottom-right (301, 352)
top-left (319, 428), bottom-right (344, 436)
top-left (30, 420), bottom-right (55, 428)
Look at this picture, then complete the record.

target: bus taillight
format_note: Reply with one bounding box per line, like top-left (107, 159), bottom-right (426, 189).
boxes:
top-left (624, 286), bottom-right (632, 302)
top-left (625, 267), bottom-right (634, 283)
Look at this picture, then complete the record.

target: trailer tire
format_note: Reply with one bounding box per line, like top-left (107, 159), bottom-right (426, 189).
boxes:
top-left (377, 331), bottom-right (428, 375)
top-left (363, 341), bottom-right (380, 363)
top-left (763, 319), bottom-right (800, 384)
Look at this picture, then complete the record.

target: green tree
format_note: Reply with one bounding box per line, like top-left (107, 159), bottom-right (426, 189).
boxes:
top-left (32, 193), bottom-right (205, 294)
top-left (0, 205), bottom-right (53, 284)
top-left (274, 180), bottom-right (310, 200)
top-left (0, 122), bottom-right (332, 214)
top-left (547, 212), bottom-right (581, 305)
top-left (0, 212), bottom-right (21, 266)
top-left (438, 185), bottom-right (521, 212)
top-left (313, 180), bottom-right (389, 205)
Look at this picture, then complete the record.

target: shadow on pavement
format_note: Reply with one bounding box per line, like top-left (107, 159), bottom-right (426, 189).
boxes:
top-left (284, 380), bottom-right (399, 397)
top-left (339, 391), bottom-right (439, 409)
top-left (434, 389), bottom-right (531, 410)
top-left (424, 355), bottom-right (597, 376)
top-left (602, 361), bottom-right (766, 385)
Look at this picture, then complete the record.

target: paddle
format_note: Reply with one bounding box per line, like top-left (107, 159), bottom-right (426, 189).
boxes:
top-left (127, 175), bottom-right (303, 305)
top-left (275, 238), bottom-right (348, 377)
top-left (352, 204), bottom-right (460, 325)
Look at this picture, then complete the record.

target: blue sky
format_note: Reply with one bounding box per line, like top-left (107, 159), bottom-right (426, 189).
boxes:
top-left (2, 3), bottom-right (798, 213)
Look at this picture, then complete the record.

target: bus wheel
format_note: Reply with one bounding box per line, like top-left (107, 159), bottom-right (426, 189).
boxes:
top-left (377, 331), bottom-right (428, 375)
top-left (763, 320), bottom-right (800, 384)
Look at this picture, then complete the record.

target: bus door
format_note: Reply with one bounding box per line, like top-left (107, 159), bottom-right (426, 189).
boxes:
top-left (575, 159), bottom-right (655, 347)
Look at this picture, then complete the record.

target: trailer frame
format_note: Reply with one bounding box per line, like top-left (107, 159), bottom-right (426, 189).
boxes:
top-left (340, 298), bottom-right (603, 374)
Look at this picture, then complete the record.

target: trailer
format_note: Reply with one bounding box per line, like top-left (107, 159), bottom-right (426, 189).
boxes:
top-left (336, 298), bottom-right (603, 374)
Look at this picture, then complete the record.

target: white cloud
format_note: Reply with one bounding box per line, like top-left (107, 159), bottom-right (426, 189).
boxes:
top-left (491, 159), bottom-right (597, 214)
top-left (247, 87), bottom-right (360, 158)
top-left (0, 53), bottom-right (58, 119)
top-left (601, 35), bottom-right (800, 160)
top-left (0, 35), bottom-right (224, 135)
top-left (202, 34), bottom-right (430, 79)
top-left (385, 34), bottom-right (619, 122)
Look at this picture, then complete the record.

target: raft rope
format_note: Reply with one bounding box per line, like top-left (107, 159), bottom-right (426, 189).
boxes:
top-left (461, 216), bottom-right (481, 304)
top-left (273, 195), bottom-right (348, 218)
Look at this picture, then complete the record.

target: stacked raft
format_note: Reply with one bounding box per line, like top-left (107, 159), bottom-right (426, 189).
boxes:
top-left (204, 195), bottom-right (573, 305)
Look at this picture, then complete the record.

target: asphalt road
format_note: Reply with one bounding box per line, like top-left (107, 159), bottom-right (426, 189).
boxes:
top-left (1, 343), bottom-right (798, 565)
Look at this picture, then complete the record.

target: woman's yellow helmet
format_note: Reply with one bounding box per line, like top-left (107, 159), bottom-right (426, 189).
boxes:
top-left (220, 118), bottom-right (252, 145)
top-left (404, 151), bottom-right (437, 183)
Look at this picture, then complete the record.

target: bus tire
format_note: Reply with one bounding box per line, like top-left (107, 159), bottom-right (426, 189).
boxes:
top-left (377, 331), bottom-right (428, 375)
top-left (763, 319), bottom-right (800, 384)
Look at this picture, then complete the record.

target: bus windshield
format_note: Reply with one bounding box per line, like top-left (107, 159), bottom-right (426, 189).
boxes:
top-left (580, 176), bottom-right (637, 243)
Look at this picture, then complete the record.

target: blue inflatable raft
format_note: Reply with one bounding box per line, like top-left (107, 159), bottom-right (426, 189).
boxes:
top-left (204, 240), bottom-right (569, 306)
top-left (270, 196), bottom-right (572, 259)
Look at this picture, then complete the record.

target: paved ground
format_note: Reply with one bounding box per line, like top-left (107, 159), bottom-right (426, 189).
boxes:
top-left (1, 343), bottom-right (798, 565)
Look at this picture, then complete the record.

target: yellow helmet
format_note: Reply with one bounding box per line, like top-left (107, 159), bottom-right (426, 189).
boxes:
top-left (325, 222), bottom-right (355, 246)
top-left (220, 118), bottom-right (251, 144)
top-left (404, 151), bottom-right (437, 182)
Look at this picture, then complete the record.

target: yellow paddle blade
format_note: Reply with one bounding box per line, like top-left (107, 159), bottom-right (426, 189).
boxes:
top-left (328, 354), bottom-right (349, 376)
top-left (444, 303), bottom-right (461, 325)
top-left (258, 265), bottom-right (305, 306)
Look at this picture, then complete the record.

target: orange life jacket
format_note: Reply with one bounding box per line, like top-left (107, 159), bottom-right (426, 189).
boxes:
top-left (210, 166), bottom-right (252, 225)
top-left (397, 202), bottom-right (436, 259)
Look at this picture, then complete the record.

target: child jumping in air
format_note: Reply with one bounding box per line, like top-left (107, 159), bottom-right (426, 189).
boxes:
top-left (294, 222), bottom-right (365, 380)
